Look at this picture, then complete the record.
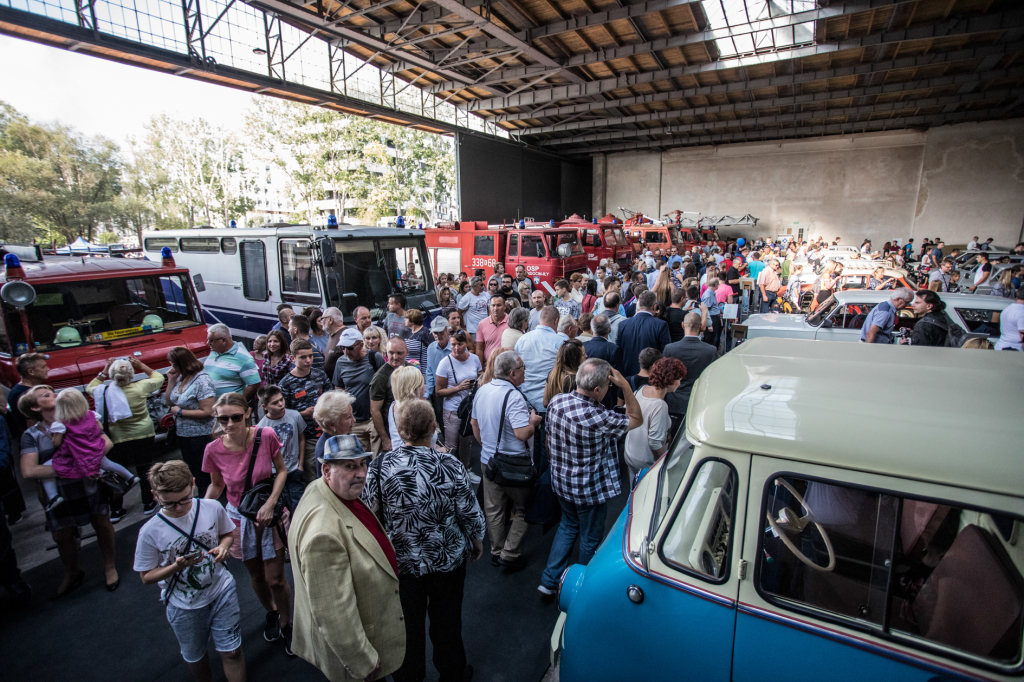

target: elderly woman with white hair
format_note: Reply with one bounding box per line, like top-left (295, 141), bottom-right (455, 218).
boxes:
top-left (312, 390), bottom-right (361, 477)
top-left (87, 355), bottom-right (165, 518)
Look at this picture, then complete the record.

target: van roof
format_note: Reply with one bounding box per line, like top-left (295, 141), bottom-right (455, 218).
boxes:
top-left (685, 337), bottom-right (1024, 498)
top-left (1, 256), bottom-right (188, 284)
top-left (832, 289), bottom-right (1010, 310)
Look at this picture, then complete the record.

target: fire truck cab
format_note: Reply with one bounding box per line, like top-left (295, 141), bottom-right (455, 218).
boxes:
top-left (424, 221), bottom-right (589, 294)
top-left (557, 215), bottom-right (634, 272)
top-left (0, 247), bottom-right (208, 440)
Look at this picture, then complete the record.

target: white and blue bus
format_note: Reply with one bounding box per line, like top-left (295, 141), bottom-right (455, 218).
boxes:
top-left (142, 223), bottom-right (436, 344)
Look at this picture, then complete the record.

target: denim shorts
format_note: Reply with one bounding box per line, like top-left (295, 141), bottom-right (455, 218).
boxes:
top-left (166, 583), bottom-right (242, 663)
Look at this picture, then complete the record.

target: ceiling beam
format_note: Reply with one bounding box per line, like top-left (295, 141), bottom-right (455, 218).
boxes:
top-left (537, 89), bottom-right (1024, 145)
top-left (520, 69), bottom-right (1024, 134)
top-left (449, 0), bottom-right (905, 71)
top-left (561, 107), bottom-right (1007, 155)
top-left (463, 14), bottom-right (1024, 112)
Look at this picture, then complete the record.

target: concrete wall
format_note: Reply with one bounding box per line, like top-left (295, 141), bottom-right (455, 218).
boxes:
top-left (596, 118), bottom-right (1024, 248)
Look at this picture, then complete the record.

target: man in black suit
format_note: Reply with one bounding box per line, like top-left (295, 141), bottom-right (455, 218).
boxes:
top-left (582, 314), bottom-right (622, 409)
top-left (662, 311), bottom-right (718, 435)
top-left (617, 291), bottom-right (671, 375)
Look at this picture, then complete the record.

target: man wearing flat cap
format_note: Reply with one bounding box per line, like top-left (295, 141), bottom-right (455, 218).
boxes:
top-left (289, 435), bottom-right (405, 681)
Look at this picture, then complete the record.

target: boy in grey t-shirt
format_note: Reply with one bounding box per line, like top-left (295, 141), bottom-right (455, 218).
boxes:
top-left (257, 385), bottom-right (307, 514)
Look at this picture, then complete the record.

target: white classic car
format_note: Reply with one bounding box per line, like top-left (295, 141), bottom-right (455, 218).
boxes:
top-left (738, 290), bottom-right (1010, 344)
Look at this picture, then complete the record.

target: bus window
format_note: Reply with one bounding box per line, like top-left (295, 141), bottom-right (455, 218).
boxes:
top-left (144, 237), bottom-right (178, 253)
top-left (522, 235), bottom-right (546, 259)
top-left (240, 241), bottom-right (269, 302)
top-left (280, 239), bottom-right (320, 301)
top-left (180, 237), bottom-right (220, 253)
top-left (221, 237), bottom-right (237, 255)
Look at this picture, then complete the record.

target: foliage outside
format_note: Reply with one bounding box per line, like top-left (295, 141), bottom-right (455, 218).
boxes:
top-left (0, 96), bottom-right (455, 247)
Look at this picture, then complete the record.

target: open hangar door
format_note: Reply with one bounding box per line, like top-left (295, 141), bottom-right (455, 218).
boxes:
top-left (456, 133), bottom-right (592, 224)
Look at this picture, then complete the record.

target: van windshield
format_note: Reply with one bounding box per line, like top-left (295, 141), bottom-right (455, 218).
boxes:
top-left (4, 274), bottom-right (202, 353)
top-left (547, 231), bottom-right (584, 257)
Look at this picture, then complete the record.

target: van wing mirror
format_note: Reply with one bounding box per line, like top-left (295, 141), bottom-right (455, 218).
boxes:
top-left (557, 243), bottom-right (573, 258)
top-left (317, 237), bottom-right (336, 267)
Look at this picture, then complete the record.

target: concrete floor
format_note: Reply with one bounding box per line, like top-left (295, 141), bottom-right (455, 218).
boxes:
top-left (1, 442), bottom-right (627, 682)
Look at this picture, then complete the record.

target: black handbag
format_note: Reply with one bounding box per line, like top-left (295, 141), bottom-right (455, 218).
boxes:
top-left (237, 429), bottom-right (283, 526)
top-left (484, 390), bottom-right (537, 488)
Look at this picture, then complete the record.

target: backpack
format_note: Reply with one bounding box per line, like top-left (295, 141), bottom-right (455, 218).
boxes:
top-left (918, 314), bottom-right (968, 348)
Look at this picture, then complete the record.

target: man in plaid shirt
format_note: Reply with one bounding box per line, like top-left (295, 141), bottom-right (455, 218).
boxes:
top-left (538, 359), bottom-right (643, 594)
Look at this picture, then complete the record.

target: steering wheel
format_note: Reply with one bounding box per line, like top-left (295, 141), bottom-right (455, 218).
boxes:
top-left (765, 478), bottom-right (836, 572)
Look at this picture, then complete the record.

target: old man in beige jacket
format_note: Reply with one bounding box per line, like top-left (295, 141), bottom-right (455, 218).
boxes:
top-left (289, 433), bottom-right (405, 681)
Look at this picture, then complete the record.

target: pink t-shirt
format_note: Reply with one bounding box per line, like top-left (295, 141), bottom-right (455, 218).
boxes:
top-left (476, 316), bottom-right (509, 363)
top-left (715, 283), bottom-right (733, 304)
top-left (202, 427), bottom-right (281, 507)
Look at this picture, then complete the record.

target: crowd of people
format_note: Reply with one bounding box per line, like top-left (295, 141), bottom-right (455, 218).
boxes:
top-left (0, 232), bottom-right (1022, 682)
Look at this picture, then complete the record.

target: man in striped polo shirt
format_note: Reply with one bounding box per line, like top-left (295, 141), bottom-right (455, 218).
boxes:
top-left (204, 323), bottom-right (261, 401)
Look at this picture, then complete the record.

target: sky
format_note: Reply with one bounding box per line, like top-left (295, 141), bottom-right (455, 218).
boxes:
top-left (0, 34), bottom-right (254, 144)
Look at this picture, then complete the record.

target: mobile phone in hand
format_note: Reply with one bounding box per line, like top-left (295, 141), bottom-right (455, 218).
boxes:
top-left (181, 550), bottom-right (204, 562)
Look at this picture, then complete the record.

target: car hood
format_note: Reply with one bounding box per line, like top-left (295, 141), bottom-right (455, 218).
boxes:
top-left (743, 313), bottom-right (810, 330)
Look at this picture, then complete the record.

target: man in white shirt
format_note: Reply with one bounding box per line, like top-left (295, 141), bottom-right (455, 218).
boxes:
top-left (995, 287), bottom-right (1024, 350)
top-left (457, 276), bottom-right (491, 333)
top-left (967, 236), bottom-right (980, 251)
top-left (471, 351), bottom-right (542, 569)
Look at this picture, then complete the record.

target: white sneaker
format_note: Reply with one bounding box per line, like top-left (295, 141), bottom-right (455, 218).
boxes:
top-left (44, 495), bottom-right (66, 513)
top-left (537, 584), bottom-right (556, 596)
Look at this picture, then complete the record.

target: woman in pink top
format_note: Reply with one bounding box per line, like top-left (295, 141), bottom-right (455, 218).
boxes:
top-left (203, 393), bottom-right (295, 651)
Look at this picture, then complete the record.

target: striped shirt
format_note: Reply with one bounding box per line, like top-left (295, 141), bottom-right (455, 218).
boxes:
top-left (203, 342), bottom-right (261, 396)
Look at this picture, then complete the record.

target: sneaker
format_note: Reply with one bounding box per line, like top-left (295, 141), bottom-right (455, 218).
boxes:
top-left (143, 501), bottom-right (159, 515)
top-left (126, 475), bottom-right (140, 490)
top-left (264, 610), bottom-right (281, 642)
top-left (490, 554), bottom-right (501, 567)
top-left (282, 624), bottom-right (296, 657)
top-left (109, 508), bottom-right (127, 524)
top-left (44, 496), bottom-right (66, 513)
top-left (537, 584), bottom-right (556, 596)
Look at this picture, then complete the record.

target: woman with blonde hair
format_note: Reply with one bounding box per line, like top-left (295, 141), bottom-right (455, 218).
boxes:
top-left (962, 337), bottom-right (993, 349)
top-left (543, 339), bottom-right (587, 408)
top-left (517, 280), bottom-right (531, 305)
top-left (362, 325), bottom-right (386, 357)
top-left (203, 392), bottom-right (294, 651)
top-left (478, 347), bottom-right (512, 386)
top-left (387, 366), bottom-right (439, 450)
top-left (88, 355), bottom-right (165, 518)
top-left (991, 268), bottom-right (1016, 298)
top-left (652, 268), bottom-right (675, 309)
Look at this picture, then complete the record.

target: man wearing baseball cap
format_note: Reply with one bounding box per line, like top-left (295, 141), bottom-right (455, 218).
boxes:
top-left (289, 434), bottom-right (404, 682)
top-left (425, 316), bottom-right (452, 426)
top-left (332, 328), bottom-right (386, 454)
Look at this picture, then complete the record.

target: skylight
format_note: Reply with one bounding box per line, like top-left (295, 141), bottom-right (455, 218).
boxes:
top-left (701, 0), bottom-right (817, 60)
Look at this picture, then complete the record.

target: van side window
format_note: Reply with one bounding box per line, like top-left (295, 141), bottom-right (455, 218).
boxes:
top-left (659, 460), bottom-right (737, 582)
top-left (239, 241), bottom-right (269, 302)
top-left (474, 236), bottom-right (494, 257)
top-left (759, 475), bottom-right (1024, 666)
top-left (144, 237), bottom-right (178, 253)
top-left (508, 234), bottom-right (518, 257)
top-left (280, 239), bottom-right (319, 299)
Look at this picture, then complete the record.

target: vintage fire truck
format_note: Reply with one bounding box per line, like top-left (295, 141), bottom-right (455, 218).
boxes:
top-left (555, 215), bottom-right (634, 271)
top-left (0, 247), bottom-right (209, 441)
top-left (423, 220), bottom-right (589, 294)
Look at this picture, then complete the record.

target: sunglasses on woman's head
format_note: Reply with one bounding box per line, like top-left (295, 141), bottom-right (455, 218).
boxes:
top-left (216, 414), bottom-right (246, 424)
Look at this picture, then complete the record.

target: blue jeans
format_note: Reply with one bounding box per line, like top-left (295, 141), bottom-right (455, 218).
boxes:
top-left (282, 469), bottom-right (307, 517)
top-left (540, 497), bottom-right (607, 589)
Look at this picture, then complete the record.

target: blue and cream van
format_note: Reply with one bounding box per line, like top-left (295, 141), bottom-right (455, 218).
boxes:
top-left (552, 337), bottom-right (1024, 682)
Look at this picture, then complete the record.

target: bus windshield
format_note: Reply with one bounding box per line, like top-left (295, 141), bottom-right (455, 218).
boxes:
top-left (326, 237), bottom-right (434, 320)
top-left (4, 274), bottom-right (202, 352)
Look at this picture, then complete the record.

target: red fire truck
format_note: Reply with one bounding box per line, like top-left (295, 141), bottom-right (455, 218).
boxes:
top-left (423, 221), bottom-right (589, 294)
top-left (0, 247), bottom-right (209, 441)
top-left (555, 215), bottom-right (634, 271)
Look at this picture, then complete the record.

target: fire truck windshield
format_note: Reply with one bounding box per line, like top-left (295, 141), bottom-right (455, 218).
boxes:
top-left (3, 274), bottom-right (202, 352)
top-left (547, 231), bottom-right (584, 257)
top-left (603, 229), bottom-right (629, 246)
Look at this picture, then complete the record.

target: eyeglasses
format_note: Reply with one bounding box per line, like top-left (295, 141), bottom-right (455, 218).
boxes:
top-left (216, 414), bottom-right (246, 424)
top-left (159, 488), bottom-right (194, 509)
top-left (513, 364), bottom-right (525, 372)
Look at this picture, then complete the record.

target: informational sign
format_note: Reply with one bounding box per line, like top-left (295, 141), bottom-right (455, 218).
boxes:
top-left (722, 303), bottom-right (739, 321)
top-left (91, 325), bottom-right (152, 342)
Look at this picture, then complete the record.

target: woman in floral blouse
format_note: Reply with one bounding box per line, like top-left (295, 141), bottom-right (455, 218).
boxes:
top-left (363, 399), bottom-right (484, 682)
top-left (261, 330), bottom-right (293, 386)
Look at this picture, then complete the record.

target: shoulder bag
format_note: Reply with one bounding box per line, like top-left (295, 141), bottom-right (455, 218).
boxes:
top-left (237, 429), bottom-right (284, 526)
top-left (155, 499), bottom-right (208, 605)
top-left (370, 451), bottom-right (391, 529)
top-left (484, 390), bottom-right (537, 488)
